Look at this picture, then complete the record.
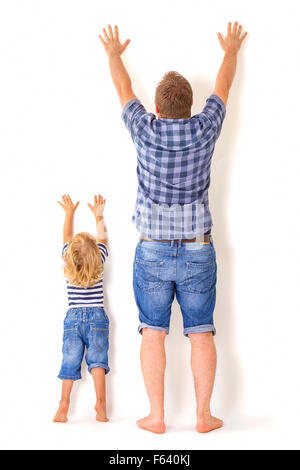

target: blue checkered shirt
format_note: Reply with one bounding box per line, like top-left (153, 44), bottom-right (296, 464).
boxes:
top-left (122, 94), bottom-right (226, 239)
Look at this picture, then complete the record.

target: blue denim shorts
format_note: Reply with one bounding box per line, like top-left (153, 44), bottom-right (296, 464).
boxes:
top-left (58, 307), bottom-right (110, 381)
top-left (133, 238), bottom-right (217, 337)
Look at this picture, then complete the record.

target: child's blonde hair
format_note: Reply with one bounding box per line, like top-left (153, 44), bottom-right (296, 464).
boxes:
top-left (63, 232), bottom-right (103, 288)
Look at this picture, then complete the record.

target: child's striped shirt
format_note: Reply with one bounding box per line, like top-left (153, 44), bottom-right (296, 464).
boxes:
top-left (62, 242), bottom-right (108, 308)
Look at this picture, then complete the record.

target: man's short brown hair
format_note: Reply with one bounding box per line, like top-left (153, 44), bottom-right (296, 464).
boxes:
top-left (155, 71), bottom-right (193, 119)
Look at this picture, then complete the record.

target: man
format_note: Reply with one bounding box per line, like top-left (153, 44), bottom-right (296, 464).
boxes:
top-left (99, 22), bottom-right (247, 433)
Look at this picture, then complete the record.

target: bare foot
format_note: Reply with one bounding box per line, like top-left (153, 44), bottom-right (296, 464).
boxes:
top-left (95, 402), bottom-right (109, 422)
top-left (53, 400), bottom-right (69, 423)
top-left (196, 414), bottom-right (223, 433)
top-left (137, 415), bottom-right (166, 434)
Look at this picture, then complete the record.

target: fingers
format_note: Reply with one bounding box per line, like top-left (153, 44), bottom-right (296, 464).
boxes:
top-left (240, 31), bottom-right (248, 43)
top-left (217, 33), bottom-right (225, 48)
top-left (64, 194), bottom-right (73, 206)
top-left (100, 25), bottom-right (124, 44)
top-left (59, 194), bottom-right (80, 210)
top-left (227, 22), bottom-right (232, 37)
top-left (121, 38), bottom-right (130, 53)
top-left (94, 194), bottom-right (105, 208)
top-left (60, 195), bottom-right (105, 212)
top-left (114, 25), bottom-right (119, 41)
top-left (98, 34), bottom-right (106, 45)
top-left (225, 21), bottom-right (247, 44)
top-left (108, 24), bottom-right (113, 40)
top-left (102, 27), bottom-right (109, 42)
top-left (101, 25), bottom-right (118, 42)
top-left (97, 194), bottom-right (104, 204)
top-left (237, 24), bottom-right (242, 38)
top-left (93, 194), bottom-right (102, 204)
top-left (61, 194), bottom-right (70, 205)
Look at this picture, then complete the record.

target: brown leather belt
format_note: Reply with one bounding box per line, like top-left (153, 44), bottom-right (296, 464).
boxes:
top-left (140, 234), bottom-right (211, 244)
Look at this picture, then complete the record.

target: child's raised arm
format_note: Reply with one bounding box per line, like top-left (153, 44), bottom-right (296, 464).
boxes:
top-left (99, 25), bottom-right (137, 109)
top-left (58, 195), bottom-right (80, 244)
top-left (87, 194), bottom-right (108, 245)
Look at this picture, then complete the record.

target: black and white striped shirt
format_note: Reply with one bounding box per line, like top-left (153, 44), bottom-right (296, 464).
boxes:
top-left (62, 242), bottom-right (108, 308)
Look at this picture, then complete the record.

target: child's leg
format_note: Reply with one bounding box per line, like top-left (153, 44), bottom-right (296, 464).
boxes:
top-left (55, 313), bottom-right (85, 422)
top-left (91, 367), bottom-right (109, 422)
top-left (53, 379), bottom-right (74, 423)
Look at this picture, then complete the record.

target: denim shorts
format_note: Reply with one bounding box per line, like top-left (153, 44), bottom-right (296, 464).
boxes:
top-left (58, 307), bottom-right (110, 381)
top-left (133, 237), bottom-right (217, 337)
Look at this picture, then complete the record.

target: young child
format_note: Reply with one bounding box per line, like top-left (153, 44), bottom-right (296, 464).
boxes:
top-left (53, 194), bottom-right (110, 423)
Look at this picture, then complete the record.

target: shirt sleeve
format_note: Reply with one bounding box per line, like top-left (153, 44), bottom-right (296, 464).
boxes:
top-left (121, 99), bottom-right (147, 139)
top-left (62, 243), bottom-right (68, 256)
top-left (97, 242), bottom-right (109, 265)
top-left (197, 94), bottom-right (226, 138)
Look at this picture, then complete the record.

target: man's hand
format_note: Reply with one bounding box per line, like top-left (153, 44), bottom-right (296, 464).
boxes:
top-left (58, 195), bottom-right (79, 214)
top-left (98, 25), bottom-right (136, 108)
top-left (217, 22), bottom-right (247, 55)
top-left (87, 194), bottom-right (106, 218)
top-left (213, 22), bottom-right (247, 105)
top-left (99, 25), bottom-right (130, 58)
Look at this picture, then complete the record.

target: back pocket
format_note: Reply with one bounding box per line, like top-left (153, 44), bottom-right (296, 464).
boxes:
top-left (134, 257), bottom-right (164, 292)
top-left (186, 259), bottom-right (216, 294)
top-left (90, 321), bottom-right (109, 353)
top-left (62, 321), bottom-right (79, 353)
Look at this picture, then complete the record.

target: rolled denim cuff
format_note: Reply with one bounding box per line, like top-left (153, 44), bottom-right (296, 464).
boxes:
top-left (138, 322), bottom-right (169, 335)
top-left (58, 373), bottom-right (82, 381)
top-left (184, 324), bottom-right (216, 337)
top-left (88, 363), bottom-right (110, 375)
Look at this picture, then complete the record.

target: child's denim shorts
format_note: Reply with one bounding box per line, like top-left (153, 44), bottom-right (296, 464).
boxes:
top-left (58, 307), bottom-right (110, 381)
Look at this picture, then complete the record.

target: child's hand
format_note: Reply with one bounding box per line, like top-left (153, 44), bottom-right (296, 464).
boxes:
top-left (99, 25), bottom-right (130, 58)
top-left (58, 195), bottom-right (80, 214)
top-left (217, 22), bottom-right (247, 55)
top-left (88, 194), bottom-right (106, 218)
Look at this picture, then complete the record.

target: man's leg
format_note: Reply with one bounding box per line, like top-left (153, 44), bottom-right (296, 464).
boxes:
top-left (53, 379), bottom-right (74, 423)
top-left (133, 240), bottom-right (174, 433)
top-left (189, 332), bottom-right (223, 433)
top-left (137, 328), bottom-right (167, 434)
top-left (91, 367), bottom-right (109, 422)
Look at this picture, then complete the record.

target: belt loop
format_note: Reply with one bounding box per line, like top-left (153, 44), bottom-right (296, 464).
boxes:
top-left (171, 240), bottom-right (174, 248)
top-left (178, 239), bottom-right (182, 248)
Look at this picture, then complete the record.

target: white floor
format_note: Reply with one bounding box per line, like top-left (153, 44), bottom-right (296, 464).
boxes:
top-left (1, 408), bottom-right (297, 450)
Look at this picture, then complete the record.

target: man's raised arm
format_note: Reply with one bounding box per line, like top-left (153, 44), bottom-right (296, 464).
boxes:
top-left (99, 25), bottom-right (137, 109)
top-left (213, 22), bottom-right (247, 106)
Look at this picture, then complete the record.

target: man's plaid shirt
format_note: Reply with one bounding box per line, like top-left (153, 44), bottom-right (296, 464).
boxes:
top-left (122, 94), bottom-right (226, 239)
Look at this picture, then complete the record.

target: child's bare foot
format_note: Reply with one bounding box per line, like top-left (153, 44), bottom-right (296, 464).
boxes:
top-left (196, 413), bottom-right (223, 433)
top-left (95, 401), bottom-right (109, 422)
top-left (136, 415), bottom-right (166, 434)
top-left (53, 399), bottom-right (70, 423)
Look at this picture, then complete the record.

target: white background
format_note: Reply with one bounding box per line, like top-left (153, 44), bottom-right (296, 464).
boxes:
top-left (0, 0), bottom-right (300, 450)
